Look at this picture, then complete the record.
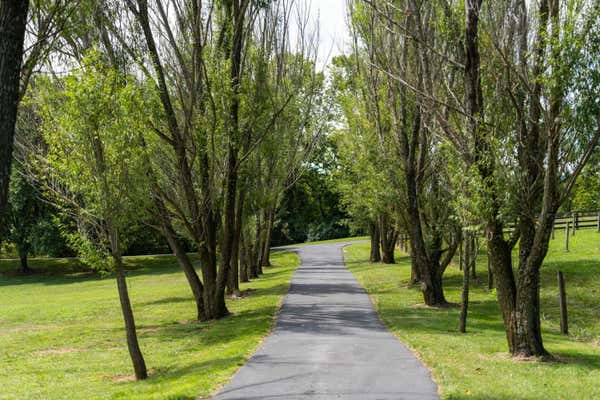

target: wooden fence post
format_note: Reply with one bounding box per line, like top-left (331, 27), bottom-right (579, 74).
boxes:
top-left (597, 212), bottom-right (600, 233)
top-left (557, 271), bottom-right (568, 335)
top-left (572, 212), bottom-right (576, 236)
top-left (565, 222), bottom-right (570, 252)
top-left (551, 220), bottom-right (555, 240)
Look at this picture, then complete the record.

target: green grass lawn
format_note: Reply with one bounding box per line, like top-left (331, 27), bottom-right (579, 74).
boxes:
top-left (345, 229), bottom-right (600, 400)
top-left (0, 251), bottom-right (300, 400)
top-left (282, 235), bottom-right (368, 247)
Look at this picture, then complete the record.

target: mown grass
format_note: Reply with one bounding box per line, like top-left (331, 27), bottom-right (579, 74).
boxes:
top-left (344, 228), bottom-right (600, 400)
top-left (282, 235), bottom-right (368, 247)
top-left (0, 251), bottom-right (300, 400)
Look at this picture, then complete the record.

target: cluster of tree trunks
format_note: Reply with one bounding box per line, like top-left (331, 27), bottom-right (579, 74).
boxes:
top-left (462, 0), bottom-right (598, 357)
top-left (368, 214), bottom-right (398, 264)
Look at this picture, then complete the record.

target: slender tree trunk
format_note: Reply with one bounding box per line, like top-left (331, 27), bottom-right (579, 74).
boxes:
top-left (110, 230), bottom-right (147, 380)
top-left (459, 233), bottom-right (471, 332)
top-left (369, 221), bottom-right (381, 262)
top-left (470, 236), bottom-right (477, 280)
top-left (487, 246), bottom-right (493, 290)
top-left (228, 191), bottom-right (245, 295)
top-left (160, 219), bottom-right (206, 321)
top-left (18, 246), bottom-right (30, 274)
top-left (151, 188), bottom-right (206, 320)
top-left (239, 232), bottom-right (249, 283)
top-left (114, 263), bottom-right (147, 380)
top-left (0, 0), bottom-right (29, 236)
top-left (220, 0), bottom-right (245, 300)
top-left (219, 146), bottom-right (237, 303)
top-left (261, 206), bottom-right (275, 267)
top-left (255, 215), bottom-right (265, 276)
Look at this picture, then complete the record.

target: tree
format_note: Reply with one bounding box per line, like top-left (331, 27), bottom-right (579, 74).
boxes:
top-left (0, 0), bottom-right (29, 238)
top-left (34, 57), bottom-right (151, 379)
top-left (423, 0), bottom-right (600, 356)
top-left (1, 0), bottom-right (80, 242)
top-left (346, 1), bottom-right (460, 300)
top-left (6, 165), bottom-right (70, 273)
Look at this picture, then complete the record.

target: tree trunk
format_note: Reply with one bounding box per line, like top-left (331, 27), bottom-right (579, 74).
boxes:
top-left (261, 206), bottom-right (275, 267)
top-left (228, 243), bottom-right (240, 295)
top-left (228, 191), bottom-right (245, 295)
top-left (487, 247), bottom-right (493, 290)
top-left (110, 230), bottom-right (147, 381)
top-left (379, 214), bottom-right (397, 264)
top-left (219, 146), bottom-right (237, 302)
top-left (18, 246), bottom-right (30, 274)
top-left (459, 234), bottom-right (471, 333)
top-left (254, 215), bottom-right (265, 276)
top-left (0, 0), bottom-right (29, 236)
top-left (424, 246), bottom-right (448, 306)
top-left (369, 221), bottom-right (381, 262)
top-left (199, 212), bottom-right (229, 320)
top-left (487, 225), bottom-right (519, 354)
top-left (470, 235), bottom-right (477, 280)
top-left (152, 189), bottom-right (206, 320)
top-left (114, 261), bottom-right (148, 380)
top-left (161, 220), bottom-right (206, 321)
top-left (239, 232), bottom-right (249, 283)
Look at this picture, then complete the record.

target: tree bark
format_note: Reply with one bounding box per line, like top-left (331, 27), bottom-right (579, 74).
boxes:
top-left (239, 231), bottom-right (249, 283)
top-left (369, 221), bottom-right (381, 262)
top-left (228, 191), bottom-right (245, 295)
top-left (160, 217), bottom-right (206, 321)
top-left (114, 263), bottom-right (147, 380)
top-left (0, 0), bottom-right (29, 237)
top-left (133, 0), bottom-right (229, 321)
top-left (470, 235), bottom-right (477, 280)
top-left (379, 214), bottom-right (397, 264)
top-left (261, 206), bottom-right (275, 267)
top-left (18, 246), bottom-right (30, 274)
top-left (110, 230), bottom-right (147, 380)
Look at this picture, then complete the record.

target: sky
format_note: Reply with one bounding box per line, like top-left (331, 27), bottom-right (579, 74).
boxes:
top-left (304, 0), bottom-right (352, 69)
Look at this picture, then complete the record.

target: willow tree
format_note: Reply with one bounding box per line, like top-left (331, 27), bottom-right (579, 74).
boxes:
top-left (35, 58), bottom-right (151, 379)
top-left (415, 0), bottom-right (600, 356)
top-left (348, 0), bottom-right (460, 302)
top-left (467, 0), bottom-right (599, 357)
top-left (330, 55), bottom-right (400, 264)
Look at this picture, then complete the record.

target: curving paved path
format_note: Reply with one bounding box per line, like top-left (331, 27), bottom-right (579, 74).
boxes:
top-left (212, 241), bottom-right (439, 400)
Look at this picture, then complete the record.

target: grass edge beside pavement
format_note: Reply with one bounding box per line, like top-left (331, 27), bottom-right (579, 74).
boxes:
top-left (343, 230), bottom-right (600, 400)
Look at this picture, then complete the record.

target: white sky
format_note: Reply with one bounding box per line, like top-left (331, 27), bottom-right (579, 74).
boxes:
top-left (305, 0), bottom-right (352, 69)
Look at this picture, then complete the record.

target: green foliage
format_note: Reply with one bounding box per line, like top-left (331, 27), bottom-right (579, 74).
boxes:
top-left (6, 166), bottom-right (71, 260)
top-left (34, 52), bottom-right (153, 270)
top-left (273, 167), bottom-right (350, 245)
top-left (569, 162), bottom-right (600, 210)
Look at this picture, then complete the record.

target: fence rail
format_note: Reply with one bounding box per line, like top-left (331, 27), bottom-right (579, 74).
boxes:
top-left (504, 210), bottom-right (600, 233)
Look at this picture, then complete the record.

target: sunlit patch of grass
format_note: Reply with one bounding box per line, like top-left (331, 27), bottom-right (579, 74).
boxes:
top-left (344, 229), bottom-right (600, 400)
top-left (0, 251), bottom-right (299, 400)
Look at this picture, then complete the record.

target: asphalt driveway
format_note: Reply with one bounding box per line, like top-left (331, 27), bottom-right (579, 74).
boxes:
top-left (212, 241), bottom-right (439, 400)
